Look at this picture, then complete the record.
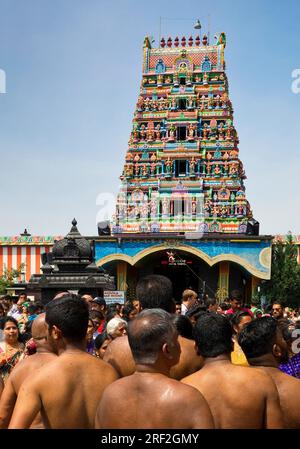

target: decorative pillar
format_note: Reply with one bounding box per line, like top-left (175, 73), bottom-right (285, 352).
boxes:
top-left (251, 276), bottom-right (260, 298)
top-left (117, 261), bottom-right (128, 292)
top-left (218, 261), bottom-right (229, 297)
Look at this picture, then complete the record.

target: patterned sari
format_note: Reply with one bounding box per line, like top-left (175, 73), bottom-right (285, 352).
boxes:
top-left (0, 344), bottom-right (24, 383)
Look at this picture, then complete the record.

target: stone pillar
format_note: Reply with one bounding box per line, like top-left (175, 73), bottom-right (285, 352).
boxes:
top-left (218, 261), bottom-right (229, 297)
top-left (117, 261), bottom-right (128, 292)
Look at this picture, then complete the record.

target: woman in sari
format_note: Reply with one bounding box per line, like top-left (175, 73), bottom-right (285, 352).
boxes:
top-left (0, 316), bottom-right (24, 384)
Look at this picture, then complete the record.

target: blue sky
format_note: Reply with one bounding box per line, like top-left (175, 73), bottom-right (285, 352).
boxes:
top-left (0, 0), bottom-right (299, 236)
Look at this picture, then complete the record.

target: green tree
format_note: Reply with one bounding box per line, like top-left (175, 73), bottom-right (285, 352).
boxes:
top-left (261, 233), bottom-right (300, 307)
top-left (0, 264), bottom-right (25, 295)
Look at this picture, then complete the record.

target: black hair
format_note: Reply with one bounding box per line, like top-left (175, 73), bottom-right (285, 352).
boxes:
top-left (28, 303), bottom-right (40, 315)
top-left (229, 290), bottom-right (243, 302)
top-left (238, 316), bottom-right (278, 359)
top-left (1, 315), bottom-right (19, 330)
top-left (136, 275), bottom-right (175, 313)
top-left (89, 309), bottom-right (104, 321)
top-left (105, 310), bottom-right (119, 323)
top-left (231, 310), bottom-right (252, 328)
top-left (219, 302), bottom-right (229, 311)
top-left (94, 332), bottom-right (109, 350)
top-left (204, 297), bottom-right (217, 308)
top-left (45, 294), bottom-right (89, 342)
top-left (122, 301), bottom-right (136, 322)
top-left (186, 303), bottom-right (207, 320)
top-left (171, 314), bottom-right (194, 340)
top-left (194, 312), bottom-right (233, 358)
top-left (128, 308), bottom-right (176, 364)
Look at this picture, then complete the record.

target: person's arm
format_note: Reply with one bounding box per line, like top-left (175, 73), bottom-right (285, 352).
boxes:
top-left (0, 377), bottom-right (17, 428)
top-left (264, 377), bottom-right (285, 429)
top-left (8, 380), bottom-right (42, 429)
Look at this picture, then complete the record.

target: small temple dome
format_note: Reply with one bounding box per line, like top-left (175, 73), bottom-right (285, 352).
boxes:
top-left (52, 219), bottom-right (92, 261)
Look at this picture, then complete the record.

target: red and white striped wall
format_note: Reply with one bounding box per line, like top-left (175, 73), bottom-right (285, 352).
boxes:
top-left (0, 236), bottom-right (63, 282)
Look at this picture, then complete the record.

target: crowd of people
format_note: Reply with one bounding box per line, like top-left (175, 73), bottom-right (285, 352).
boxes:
top-left (0, 276), bottom-right (299, 429)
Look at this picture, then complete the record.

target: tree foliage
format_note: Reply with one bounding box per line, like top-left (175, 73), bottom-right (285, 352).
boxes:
top-left (0, 264), bottom-right (25, 295)
top-left (261, 233), bottom-right (300, 307)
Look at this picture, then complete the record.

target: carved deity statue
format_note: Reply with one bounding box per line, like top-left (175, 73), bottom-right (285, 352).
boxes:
top-left (140, 124), bottom-right (146, 140)
top-left (137, 96), bottom-right (144, 110)
top-left (155, 124), bottom-right (161, 140)
top-left (165, 157), bottom-right (172, 174)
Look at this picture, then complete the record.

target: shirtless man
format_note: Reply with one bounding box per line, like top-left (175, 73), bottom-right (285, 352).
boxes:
top-left (95, 309), bottom-right (214, 429)
top-left (9, 295), bottom-right (118, 429)
top-left (181, 313), bottom-right (284, 428)
top-left (103, 275), bottom-right (202, 380)
top-left (239, 316), bottom-right (300, 428)
top-left (0, 313), bottom-right (57, 428)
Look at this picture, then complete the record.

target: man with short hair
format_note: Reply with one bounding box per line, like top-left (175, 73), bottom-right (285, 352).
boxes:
top-left (9, 295), bottom-right (118, 428)
top-left (96, 309), bottom-right (214, 429)
top-left (104, 275), bottom-right (203, 380)
top-left (204, 297), bottom-right (218, 313)
top-left (0, 313), bottom-right (57, 428)
top-left (181, 289), bottom-right (198, 316)
top-left (272, 302), bottom-right (290, 327)
top-left (239, 317), bottom-right (300, 428)
top-left (181, 313), bottom-right (284, 428)
top-left (225, 290), bottom-right (252, 317)
top-left (7, 294), bottom-right (27, 321)
top-left (90, 297), bottom-right (107, 315)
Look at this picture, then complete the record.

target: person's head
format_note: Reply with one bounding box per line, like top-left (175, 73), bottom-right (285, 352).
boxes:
top-left (136, 275), bottom-right (175, 313)
top-left (229, 290), bottom-right (243, 312)
top-left (171, 314), bottom-right (194, 340)
top-left (1, 316), bottom-right (20, 344)
top-left (132, 299), bottom-right (140, 312)
top-left (21, 301), bottom-right (30, 314)
top-left (18, 293), bottom-right (27, 303)
top-left (272, 302), bottom-right (284, 319)
top-left (182, 289), bottom-right (198, 310)
top-left (17, 293), bottom-right (27, 311)
top-left (217, 302), bottom-right (229, 314)
top-left (185, 303), bottom-right (207, 325)
top-left (89, 309), bottom-right (104, 331)
top-left (45, 295), bottom-right (89, 353)
top-left (238, 316), bottom-right (289, 365)
top-left (194, 312), bottom-right (233, 358)
top-left (0, 303), bottom-right (5, 318)
top-left (231, 310), bottom-right (253, 335)
top-left (122, 301), bottom-right (138, 322)
top-left (128, 308), bottom-right (181, 368)
top-left (28, 303), bottom-right (40, 316)
top-left (90, 297), bottom-right (107, 314)
top-left (175, 302), bottom-right (181, 315)
top-left (53, 291), bottom-right (70, 300)
top-left (204, 297), bottom-right (218, 313)
top-left (31, 313), bottom-right (52, 352)
top-left (81, 294), bottom-right (94, 307)
top-left (86, 318), bottom-right (95, 342)
top-left (94, 332), bottom-right (111, 359)
top-left (106, 317), bottom-right (127, 339)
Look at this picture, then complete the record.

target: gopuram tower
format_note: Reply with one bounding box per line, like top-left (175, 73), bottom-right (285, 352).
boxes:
top-left (112, 33), bottom-right (252, 234)
top-left (95, 32), bottom-right (272, 302)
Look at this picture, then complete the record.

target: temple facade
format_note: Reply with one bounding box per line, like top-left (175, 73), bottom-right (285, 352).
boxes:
top-left (94, 33), bottom-right (273, 301)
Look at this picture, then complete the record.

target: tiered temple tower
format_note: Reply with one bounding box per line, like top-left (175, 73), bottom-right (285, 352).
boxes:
top-left (112, 32), bottom-right (252, 235)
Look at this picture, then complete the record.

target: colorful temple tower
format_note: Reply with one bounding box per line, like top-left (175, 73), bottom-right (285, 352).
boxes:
top-left (95, 33), bottom-right (272, 301)
top-left (112, 33), bottom-right (251, 235)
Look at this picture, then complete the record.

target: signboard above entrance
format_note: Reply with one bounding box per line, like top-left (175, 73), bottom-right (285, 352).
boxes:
top-left (104, 290), bottom-right (125, 305)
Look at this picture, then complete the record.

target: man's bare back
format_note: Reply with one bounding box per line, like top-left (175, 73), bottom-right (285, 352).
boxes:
top-left (0, 351), bottom-right (56, 428)
top-left (182, 360), bottom-right (283, 428)
top-left (9, 352), bottom-right (118, 429)
top-left (96, 372), bottom-right (213, 429)
top-left (104, 335), bottom-right (202, 380)
top-left (256, 366), bottom-right (300, 428)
